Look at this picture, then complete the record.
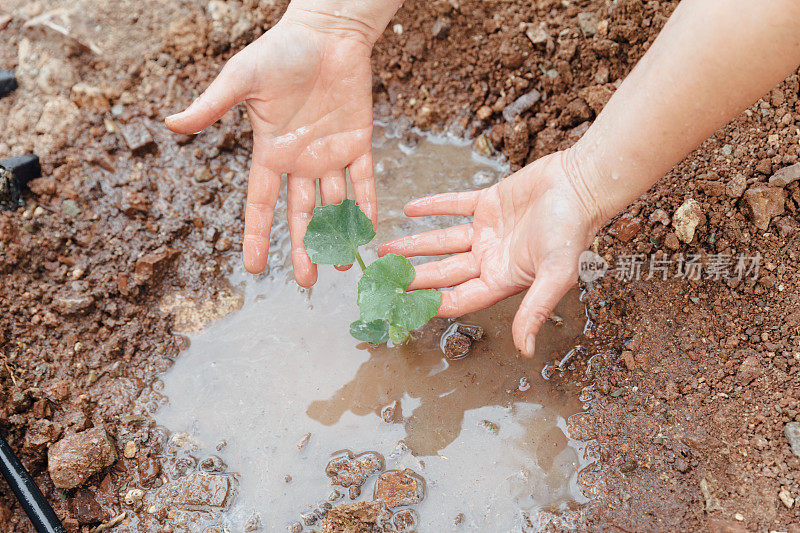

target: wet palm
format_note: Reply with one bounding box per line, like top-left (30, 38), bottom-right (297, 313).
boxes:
top-left (166, 21), bottom-right (376, 285)
top-left (378, 150), bottom-right (600, 357)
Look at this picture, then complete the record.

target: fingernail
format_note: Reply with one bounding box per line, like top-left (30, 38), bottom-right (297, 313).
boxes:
top-left (165, 113), bottom-right (178, 122)
top-left (525, 334), bottom-right (535, 356)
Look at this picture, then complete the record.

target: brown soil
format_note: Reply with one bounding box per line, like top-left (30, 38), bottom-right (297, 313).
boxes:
top-left (1, 0), bottom-right (799, 531)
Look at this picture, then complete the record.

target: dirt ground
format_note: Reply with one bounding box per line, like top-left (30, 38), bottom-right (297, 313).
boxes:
top-left (1, 0), bottom-right (799, 531)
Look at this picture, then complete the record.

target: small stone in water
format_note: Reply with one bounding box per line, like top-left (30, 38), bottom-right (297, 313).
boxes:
top-left (374, 469), bottom-right (426, 508)
top-left (328, 490), bottom-right (342, 502)
top-left (479, 419), bottom-right (499, 435)
top-left (456, 324), bottom-right (484, 341)
top-left (380, 400), bottom-right (399, 423)
top-left (348, 485), bottom-right (361, 500)
top-left (325, 450), bottom-right (384, 487)
top-left (297, 433), bottom-right (311, 451)
top-left (443, 332), bottom-right (472, 360)
top-left (392, 509), bottom-right (419, 532)
top-left (285, 475), bottom-right (293, 483)
top-left (123, 440), bottom-right (138, 459)
top-left (619, 460), bottom-right (638, 473)
top-left (288, 522), bottom-right (302, 533)
top-left (301, 512), bottom-right (317, 526)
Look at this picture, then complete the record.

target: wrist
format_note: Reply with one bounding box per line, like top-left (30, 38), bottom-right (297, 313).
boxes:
top-left (283, 0), bottom-right (403, 48)
top-left (561, 145), bottom-right (617, 235)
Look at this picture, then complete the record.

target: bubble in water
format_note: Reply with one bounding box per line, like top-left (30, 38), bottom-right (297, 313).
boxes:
top-left (472, 169), bottom-right (496, 187)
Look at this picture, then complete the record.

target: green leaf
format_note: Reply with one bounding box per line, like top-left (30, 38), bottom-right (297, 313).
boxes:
top-left (303, 199), bottom-right (375, 265)
top-left (388, 324), bottom-right (410, 345)
top-left (350, 319), bottom-right (390, 344)
top-left (357, 254), bottom-right (441, 336)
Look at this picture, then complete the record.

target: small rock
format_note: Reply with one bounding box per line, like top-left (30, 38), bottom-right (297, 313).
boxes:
top-left (70, 83), bottom-right (110, 111)
top-left (780, 487), bottom-right (795, 509)
top-left (524, 22), bottom-right (552, 49)
top-left (55, 294), bottom-right (94, 316)
top-left (456, 324), bottom-right (484, 340)
top-left (619, 460), bottom-right (637, 473)
top-left (649, 208), bottom-right (670, 226)
top-left (48, 427), bottom-right (117, 489)
top-left (297, 433), bottom-right (311, 450)
top-left (498, 37), bottom-right (527, 69)
top-left (698, 179), bottom-right (725, 197)
top-left (476, 105), bottom-right (492, 120)
top-left (577, 12), bottom-right (599, 37)
top-left (784, 422), bottom-right (800, 458)
top-left (502, 89), bottom-right (541, 122)
top-left (769, 162), bottom-right (800, 188)
top-left (755, 159), bottom-right (773, 175)
top-left (443, 332), bottom-right (472, 360)
top-left (431, 17), bottom-right (451, 39)
top-left (380, 400), bottom-right (399, 423)
top-left (61, 199), bottom-right (80, 217)
top-left (608, 213), bottom-right (641, 243)
top-left (558, 98), bottom-right (593, 129)
top-left (504, 119), bottom-right (530, 167)
top-left (67, 488), bottom-right (109, 525)
top-left (119, 121), bottom-right (157, 154)
top-left (133, 248), bottom-right (177, 285)
top-left (392, 508), bottom-right (419, 532)
top-left (123, 440), bottom-right (138, 459)
top-left (172, 473), bottom-right (236, 511)
top-left (473, 134), bottom-right (494, 157)
top-left (621, 350), bottom-right (635, 371)
top-left (214, 237), bottom-right (232, 252)
top-left (736, 354), bottom-right (761, 385)
top-left (405, 33), bottom-right (426, 58)
top-left (28, 177), bottom-right (57, 196)
top-left (325, 450), bottom-right (384, 487)
top-left (725, 173), bottom-right (747, 198)
top-left (0, 69), bottom-right (18, 98)
top-left (321, 501), bottom-right (386, 533)
top-left (742, 186), bottom-right (786, 230)
top-left (673, 198), bottom-right (703, 243)
top-left (348, 485), bottom-right (361, 500)
top-left (123, 488), bottom-right (144, 507)
top-left (374, 469), bottom-right (425, 508)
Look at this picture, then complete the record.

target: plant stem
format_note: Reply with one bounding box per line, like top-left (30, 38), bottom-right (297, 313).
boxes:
top-left (354, 250), bottom-right (367, 272)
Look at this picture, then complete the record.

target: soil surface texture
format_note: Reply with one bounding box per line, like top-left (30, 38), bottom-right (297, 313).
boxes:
top-left (1, 0), bottom-right (799, 532)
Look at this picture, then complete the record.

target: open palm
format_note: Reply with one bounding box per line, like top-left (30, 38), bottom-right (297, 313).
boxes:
top-left (378, 151), bottom-right (600, 357)
top-left (166, 20), bottom-right (375, 286)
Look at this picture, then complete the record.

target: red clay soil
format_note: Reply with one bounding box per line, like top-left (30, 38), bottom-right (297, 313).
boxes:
top-left (1, 0), bottom-right (799, 531)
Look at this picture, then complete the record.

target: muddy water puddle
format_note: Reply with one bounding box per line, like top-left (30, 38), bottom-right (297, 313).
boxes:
top-left (153, 125), bottom-right (591, 531)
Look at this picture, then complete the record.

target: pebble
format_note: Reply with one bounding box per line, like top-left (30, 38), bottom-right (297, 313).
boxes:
top-left (742, 186), bottom-right (786, 230)
top-left (124, 488), bottom-right (145, 507)
top-left (725, 173), bottom-right (747, 198)
top-left (502, 89), bottom-right (541, 122)
top-left (374, 469), bottom-right (425, 508)
top-left (619, 460), bottom-right (637, 473)
top-left (325, 450), bottom-right (384, 487)
top-left (61, 199), bottom-right (81, 217)
top-left (736, 354), bottom-right (761, 385)
top-left (768, 162), bottom-right (800, 187)
top-left (672, 198), bottom-right (703, 243)
top-left (503, 119), bottom-right (530, 167)
top-left (577, 12), bottom-right (599, 37)
top-left (476, 105), bottom-right (493, 120)
top-left (214, 237), bottom-right (232, 252)
top-left (431, 16), bottom-right (451, 39)
top-left (779, 487), bottom-right (795, 509)
top-left (473, 134), bottom-right (493, 157)
top-left (380, 400), bottom-right (399, 423)
top-left (297, 433), bottom-right (311, 450)
top-left (48, 427), bottom-right (118, 489)
top-left (649, 208), bottom-right (670, 226)
top-left (194, 167), bottom-right (214, 183)
top-left (608, 213), bottom-right (641, 243)
top-left (172, 473), bottom-right (235, 510)
top-left (784, 422), bottom-right (800, 458)
top-left (123, 440), bottom-right (138, 459)
top-left (119, 121), bottom-right (157, 154)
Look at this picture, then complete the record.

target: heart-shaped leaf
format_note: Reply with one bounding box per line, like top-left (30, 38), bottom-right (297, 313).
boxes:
top-left (350, 319), bottom-right (390, 344)
top-left (303, 199), bottom-right (375, 265)
top-left (357, 254), bottom-right (441, 342)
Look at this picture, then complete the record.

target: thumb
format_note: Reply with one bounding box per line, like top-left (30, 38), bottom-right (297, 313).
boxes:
top-left (165, 54), bottom-right (251, 134)
top-left (512, 263), bottom-right (577, 358)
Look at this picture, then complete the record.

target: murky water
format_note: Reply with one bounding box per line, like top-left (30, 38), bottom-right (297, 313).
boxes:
top-left (154, 125), bottom-right (591, 531)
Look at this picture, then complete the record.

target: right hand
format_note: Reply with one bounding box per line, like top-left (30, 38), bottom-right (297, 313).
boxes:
top-left (165, 16), bottom-right (377, 286)
top-left (378, 149), bottom-right (607, 357)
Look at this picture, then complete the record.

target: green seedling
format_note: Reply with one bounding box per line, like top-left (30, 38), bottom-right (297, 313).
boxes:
top-left (303, 199), bottom-right (441, 345)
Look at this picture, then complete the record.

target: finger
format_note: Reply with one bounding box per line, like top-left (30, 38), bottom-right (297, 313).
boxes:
top-left (404, 191), bottom-right (480, 217)
top-left (242, 153), bottom-right (281, 274)
top-left (437, 278), bottom-right (518, 318)
top-left (288, 177), bottom-right (318, 287)
top-left (349, 152), bottom-right (377, 229)
top-left (407, 253), bottom-right (480, 290)
top-left (165, 54), bottom-right (250, 134)
top-left (319, 170), bottom-right (352, 271)
top-left (512, 265), bottom-right (577, 358)
top-left (379, 224), bottom-right (474, 258)
top-left (320, 170), bottom-right (348, 206)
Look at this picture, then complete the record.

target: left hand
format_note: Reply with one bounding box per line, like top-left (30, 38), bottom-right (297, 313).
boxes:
top-left (378, 149), bottom-right (604, 357)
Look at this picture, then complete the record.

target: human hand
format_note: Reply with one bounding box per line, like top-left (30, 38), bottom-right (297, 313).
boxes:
top-left (378, 150), bottom-right (605, 357)
top-left (165, 16), bottom-right (376, 286)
